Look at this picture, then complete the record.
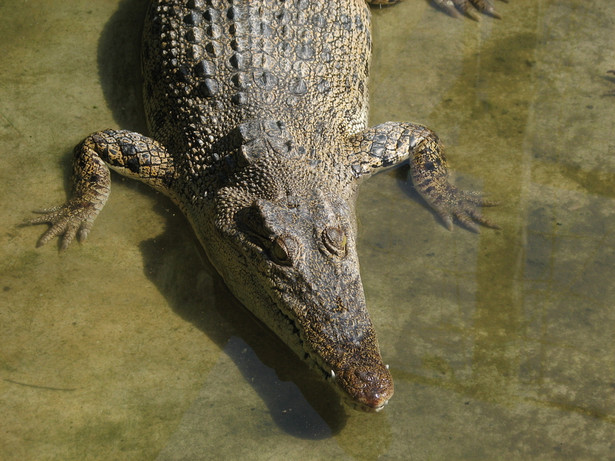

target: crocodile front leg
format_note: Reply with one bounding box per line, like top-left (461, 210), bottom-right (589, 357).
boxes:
top-left (432, 0), bottom-right (506, 20)
top-left (28, 130), bottom-right (175, 249)
top-left (347, 121), bottom-right (497, 232)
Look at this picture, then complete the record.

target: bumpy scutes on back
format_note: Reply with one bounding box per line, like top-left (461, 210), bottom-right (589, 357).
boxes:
top-left (142, 0), bottom-right (372, 194)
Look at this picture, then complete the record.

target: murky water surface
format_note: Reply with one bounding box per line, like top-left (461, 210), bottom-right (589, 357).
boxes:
top-left (2, 0), bottom-right (615, 459)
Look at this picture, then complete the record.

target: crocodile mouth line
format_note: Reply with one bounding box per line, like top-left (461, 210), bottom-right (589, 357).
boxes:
top-left (233, 241), bottom-right (392, 411)
top-left (268, 286), bottom-right (390, 412)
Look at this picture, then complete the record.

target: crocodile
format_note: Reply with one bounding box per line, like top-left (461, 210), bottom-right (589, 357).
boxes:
top-left (29, 0), bottom-right (500, 411)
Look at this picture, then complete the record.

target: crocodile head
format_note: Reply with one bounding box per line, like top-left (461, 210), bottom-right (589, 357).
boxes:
top-left (209, 158), bottom-right (394, 411)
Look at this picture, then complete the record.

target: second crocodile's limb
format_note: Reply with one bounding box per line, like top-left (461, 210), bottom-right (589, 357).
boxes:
top-left (28, 130), bottom-right (176, 249)
top-left (432, 0), bottom-right (506, 20)
top-left (366, 0), bottom-right (506, 18)
top-left (347, 121), bottom-right (497, 232)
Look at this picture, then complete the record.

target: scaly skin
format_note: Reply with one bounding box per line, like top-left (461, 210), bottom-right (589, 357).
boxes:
top-left (27, 0), bottom-right (499, 411)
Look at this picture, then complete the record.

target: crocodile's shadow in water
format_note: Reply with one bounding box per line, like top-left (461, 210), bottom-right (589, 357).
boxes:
top-left (139, 204), bottom-right (349, 438)
top-left (93, 0), bottom-right (362, 438)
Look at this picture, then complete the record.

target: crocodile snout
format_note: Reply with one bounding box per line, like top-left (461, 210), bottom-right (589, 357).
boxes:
top-left (336, 362), bottom-right (394, 411)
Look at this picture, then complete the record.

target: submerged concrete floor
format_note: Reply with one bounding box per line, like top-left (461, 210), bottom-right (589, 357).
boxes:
top-left (2, 0), bottom-right (615, 459)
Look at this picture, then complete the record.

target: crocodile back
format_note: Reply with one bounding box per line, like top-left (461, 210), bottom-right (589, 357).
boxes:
top-left (142, 0), bottom-right (372, 185)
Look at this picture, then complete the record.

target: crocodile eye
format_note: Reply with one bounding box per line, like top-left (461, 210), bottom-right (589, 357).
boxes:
top-left (323, 226), bottom-right (347, 257)
top-left (271, 236), bottom-right (292, 266)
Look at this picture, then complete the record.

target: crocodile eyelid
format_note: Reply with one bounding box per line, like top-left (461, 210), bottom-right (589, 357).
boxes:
top-left (322, 226), bottom-right (348, 257)
top-left (271, 236), bottom-right (292, 265)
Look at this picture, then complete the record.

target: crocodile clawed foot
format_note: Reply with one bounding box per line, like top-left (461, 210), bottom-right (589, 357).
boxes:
top-left (24, 200), bottom-right (97, 250)
top-left (432, 0), bottom-right (504, 20)
top-left (428, 186), bottom-right (499, 233)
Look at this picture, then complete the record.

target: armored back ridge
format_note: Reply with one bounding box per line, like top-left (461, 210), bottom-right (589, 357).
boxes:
top-left (30, 0), bottom-right (500, 411)
top-left (141, 0), bottom-right (372, 193)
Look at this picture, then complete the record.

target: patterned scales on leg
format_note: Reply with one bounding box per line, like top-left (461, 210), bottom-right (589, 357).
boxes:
top-left (346, 121), bottom-right (498, 233)
top-left (27, 130), bottom-right (175, 250)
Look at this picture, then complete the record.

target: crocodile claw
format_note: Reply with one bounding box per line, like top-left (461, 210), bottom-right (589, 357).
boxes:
top-left (25, 200), bottom-right (98, 250)
top-left (425, 186), bottom-right (499, 233)
top-left (432, 0), bottom-right (505, 20)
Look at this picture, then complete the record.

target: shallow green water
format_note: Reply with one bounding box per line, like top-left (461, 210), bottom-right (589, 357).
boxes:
top-left (2, 0), bottom-right (615, 459)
